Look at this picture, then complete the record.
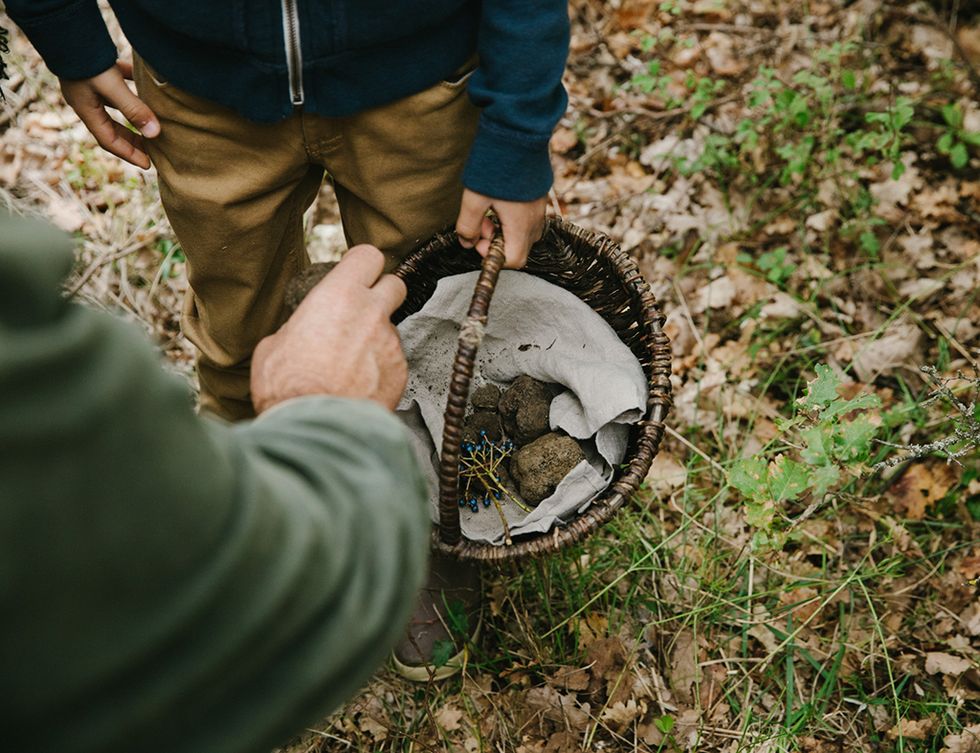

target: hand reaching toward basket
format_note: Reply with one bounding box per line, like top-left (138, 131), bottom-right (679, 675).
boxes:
top-left (456, 189), bottom-right (547, 269)
top-left (250, 245), bottom-right (409, 413)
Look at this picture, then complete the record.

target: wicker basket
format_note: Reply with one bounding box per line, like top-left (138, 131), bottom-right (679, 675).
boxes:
top-left (393, 217), bottom-right (672, 563)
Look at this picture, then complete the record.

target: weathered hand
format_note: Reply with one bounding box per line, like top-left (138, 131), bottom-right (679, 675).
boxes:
top-left (59, 60), bottom-right (160, 169)
top-left (250, 245), bottom-right (409, 413)
top-left (455, 189), bottom-right (547, 269)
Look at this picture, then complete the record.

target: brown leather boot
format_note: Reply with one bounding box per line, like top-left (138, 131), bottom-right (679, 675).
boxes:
top-left (392, 550), bottom-right (482, 681)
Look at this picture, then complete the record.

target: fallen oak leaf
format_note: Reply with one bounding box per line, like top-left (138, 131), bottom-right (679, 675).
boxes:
top-left (525, 686), bottom-right (591, 732)
top-left (433, 702), bottom-right (465, 732)
top-left (644, 453), bottom-right (688, 494)
top-left (357, 717), bottom-right (387, 742)
top-left (925, 652), bottom-right (974, 676)
top-left (548, 665), bottom-right (591, 693)
top-left (851, 322), bottom-right (924, 382)
top-left (668, 631), bottom-right (701, 706)
top-left (888, 717), bottom-right (935, 741)
top-left (959, 551), bottom-right (980, 581)
top-left (691, 275), bottom-right (736, 314)
top-left (886, 462), bottom-right (958, 521)
top-left (599, 698), bottom-right (646, 732)
top-left (550, 127), bottom-right (579, 155)
top-left (942, 723), bottom-right (980, 753)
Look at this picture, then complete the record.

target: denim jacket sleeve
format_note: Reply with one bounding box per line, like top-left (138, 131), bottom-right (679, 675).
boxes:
top-left (462, 0), bottom-right (570, 202)
top-left (4, 0), bottom-right (117, 79)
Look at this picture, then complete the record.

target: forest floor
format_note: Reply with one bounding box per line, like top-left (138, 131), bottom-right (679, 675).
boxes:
top-left (2, 0), bottom-right (980, 751)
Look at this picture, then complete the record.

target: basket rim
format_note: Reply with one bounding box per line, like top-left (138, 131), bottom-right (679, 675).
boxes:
top-left (394, 216), bottom-right (673, 563)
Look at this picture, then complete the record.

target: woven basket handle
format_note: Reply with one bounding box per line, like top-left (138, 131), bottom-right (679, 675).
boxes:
top-left (436, 234), bottom-right (507, 545)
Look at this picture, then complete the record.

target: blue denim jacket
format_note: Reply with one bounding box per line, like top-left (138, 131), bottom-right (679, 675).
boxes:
top-left (7, 0), bottom-right (569, 200)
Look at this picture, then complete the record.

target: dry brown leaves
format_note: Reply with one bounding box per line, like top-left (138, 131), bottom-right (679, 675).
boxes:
top-left (886, 461), bottom-right (959, 520)
top-left (943, 723), bottom-right (980, 753)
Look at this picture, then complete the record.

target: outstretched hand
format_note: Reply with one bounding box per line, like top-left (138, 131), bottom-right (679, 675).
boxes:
top-left (455, 189), bottom-right (547, 269)
top-left (60, 60), bottom-right (160, 169)
top-left (250, 245), bottom-right (409, 414)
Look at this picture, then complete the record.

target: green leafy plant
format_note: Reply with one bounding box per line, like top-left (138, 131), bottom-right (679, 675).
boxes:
top-left (936, 103), bottom-right (980, 169)
top-left (630, 57), bottom-right (673, 99)
top-left (679, 132), bottom-right (739, 179)
top-left (430, 639), bottom-right (456, 668)
top-left (860, 96), bottom-right (915, 179)
top-left (155, 238), bottom-right (186, 280)
top-left (727, 53), bottom-right (916, 187)
top-left (728, 365), bottom-right (880, 547)
top-left (687, 72), bottom-right (726, 120)
top-left (430, 597), bottom-right (471, 668)
top-left (839, 187), bottom-right (888, 259)
top-left (652, 714), bottom-right (676, 751)
top-left (738, 246), bottom-right (797, 287)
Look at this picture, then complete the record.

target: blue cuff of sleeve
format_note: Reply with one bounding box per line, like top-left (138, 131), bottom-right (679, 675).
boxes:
top-left (11, 1), bottom-right (117, 80)
top-left (462, 118), bottom-right (554, 202)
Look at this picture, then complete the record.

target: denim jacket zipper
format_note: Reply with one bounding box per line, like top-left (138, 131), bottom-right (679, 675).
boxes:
top-left (281, 0), bottom-right (304, 105)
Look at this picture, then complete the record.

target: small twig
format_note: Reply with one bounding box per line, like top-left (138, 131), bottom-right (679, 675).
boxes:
top-left (568, 186), bottom-right (653, 222)
top-left (679, 23), bottom-right (773, 36)
top-left (0, 86), bottom-right (38, 128)
top-left (670, 277), bottom-right (707, 355)
top-left (146, 241), bottom-right (182, 303)
top-left (458, 436), bottom-right (528, 544)
top-left (489, 494), bottom-right (513, 546)
top-left (931, 318), bottom-right (980, 372)
top-left (547, 186), bottom-right (564, 218)
top-left (781, 330), bottom-right (892, 358)
top-left (664, 424), bottom-right (727, 476)
top-left (589, 93), bottom-right (741, 122)
top-left (66, 240), bottom-right (150, 298)
top-left (575, 125), bottom-right (629, 166)
top-left (873, 366), bottom-right (980, 469)
top-left (304, 728), bottom-right (353, 748)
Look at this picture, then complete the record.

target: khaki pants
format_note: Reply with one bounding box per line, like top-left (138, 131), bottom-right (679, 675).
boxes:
top-left (134, 58), bottom-right (479, 421)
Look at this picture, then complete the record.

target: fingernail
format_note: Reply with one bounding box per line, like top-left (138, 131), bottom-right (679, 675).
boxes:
top-left (142, 120), bottom-right (160, 138)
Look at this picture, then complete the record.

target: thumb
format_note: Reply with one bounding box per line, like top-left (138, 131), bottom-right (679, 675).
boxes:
top-left (98, 66), bottom-right (160, 138)
top-left (455, 190), bottom-right (491, 248)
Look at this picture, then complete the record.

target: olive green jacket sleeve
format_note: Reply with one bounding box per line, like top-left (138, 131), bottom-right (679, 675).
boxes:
top-left (0, 215), bottom-right (431, 753)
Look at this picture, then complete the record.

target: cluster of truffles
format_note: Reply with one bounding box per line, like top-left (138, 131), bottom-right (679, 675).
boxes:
top-left (459, 376), bottom-right (585, 511)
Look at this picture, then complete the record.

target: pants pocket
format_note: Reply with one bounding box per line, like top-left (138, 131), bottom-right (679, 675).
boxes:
top-left (134, 55), bottom-right (170, 89)
top-left (439, 56), bottom-right (479, 90)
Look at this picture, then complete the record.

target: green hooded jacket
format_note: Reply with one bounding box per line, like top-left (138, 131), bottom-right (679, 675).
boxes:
top-left (0, 214), bottom-right (430, 753)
